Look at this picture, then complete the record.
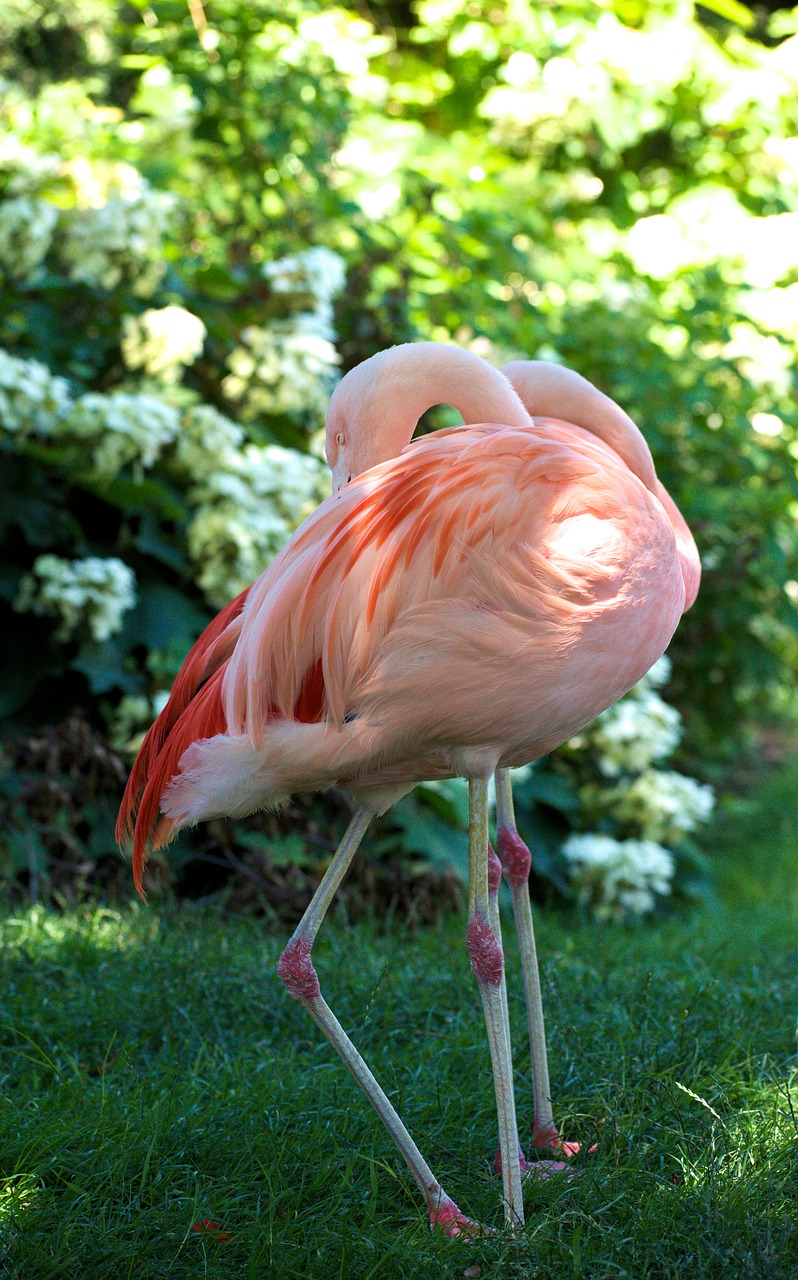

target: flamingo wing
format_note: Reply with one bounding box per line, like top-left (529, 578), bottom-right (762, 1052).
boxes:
top-left (223, 419), bottom-right (680, 751)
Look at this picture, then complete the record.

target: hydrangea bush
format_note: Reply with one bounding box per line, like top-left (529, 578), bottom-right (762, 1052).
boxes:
top-left (553, 658), bottom-right (716, 920)
top-left (15, 555), bottom-right (137, 644)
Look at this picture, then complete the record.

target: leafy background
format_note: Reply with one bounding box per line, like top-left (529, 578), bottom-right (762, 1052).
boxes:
top-left (1, 0), bottom-right (797, 913)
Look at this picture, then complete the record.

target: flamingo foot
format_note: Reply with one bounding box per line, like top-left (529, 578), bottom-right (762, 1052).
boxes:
top-left (493, 1138), bottom-right (580, 1182)
top-left (530, 1122), bottom-right (597, 1159)
top-left (429, 1194), bottom-right (492, 1239)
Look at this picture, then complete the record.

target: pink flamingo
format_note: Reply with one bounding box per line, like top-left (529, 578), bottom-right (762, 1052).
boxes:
top-left (118, 342), bottom-right (699, 1235)
top-left (327, 348), bottom-right (700, 1177)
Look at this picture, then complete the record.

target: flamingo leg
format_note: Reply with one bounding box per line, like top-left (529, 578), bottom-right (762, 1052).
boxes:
top-left (277, 805), bottom-right (484, 1238)
top-left (487, 842), bottom-right (531, 1179)
top-left (495, 769), bottom-right (583, 1164)
top-left (494, 768), bottom-right (554, 1141)
top-left (466, 776), bottom-right (524, 1230)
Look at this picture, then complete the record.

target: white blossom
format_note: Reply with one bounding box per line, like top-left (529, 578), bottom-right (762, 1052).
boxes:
top-left (223, 324), bottom-right (341, 420)
top-left (59, 184), bottom-right (176, 294)
top-left (588, 688), bottom-right (681, 776)
top-left (722, 322), bottom-right (793, 398)
top-left (0, 133), bottom-right (60, 196)
top-left (186, 443), bottom-right (327, 605)
top-left (0, 348), bottom-right (73, 436)
top-left (15, 554), bottom-right (137, 643)
top-left (603, 769), bottom-right (715, 844)
top-left (187, 502), bottom-right (288, 606)
top-left (172, 403), bottom-right (244, 479)
top-left (0, 196), bottom-right (58, 280)
top-left (61, 157), bottom-right (143, 210)
top-left (634, 654), bottom-right (671, 692)
top-left (66, 391), bottom-right (181, 475)
top-left (562, 833), bottom-right (674, 922)
top-left (121, 305), bottom-right (206, 382)
top-left (238, 441), bottom-right (329, 511)
top-left (263, 245), bottom-right (346, 301)
top-left (223, 247), bottom-right (345, 423)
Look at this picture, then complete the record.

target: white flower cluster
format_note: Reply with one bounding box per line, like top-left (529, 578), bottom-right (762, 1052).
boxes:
top-left (223, 325), bottom-right (340, 419)
top-left (0, 136), bottom-right (178, 295)
top-left (121, 306), bottom-right (206, 382)
top-left (0, 345), bottom-right (328, 609)
top-left (59, 183), bottom-right (176, 294)
top-left (562, 833), bottom-right (674, 922)
top-left (561, 655), bottom-right (714, 919)
top-left (223, 247), bottom-right (345, 422)
top-left (15, 555), bottom-right (137, 643)
top-left (604, 769), bottom-right (715, 844)
top-left (164, 398), bottom-right (327, 604)
top-left (173, 403), bottom-right (244, 480)
top-left (586, 660), bottom-right (681, 776)
top-left (263, 245), bottom-right (347, 341)
top-left (65, 392), bottom-right (181, 476)
top-left (0, 349), bottom-right (72, 436)
top-left (0, 196), bottom-right (58, 281)
top-left (187, 443), bottom-right (327, 606)
top-left (0, 133), bottom-right (60, 196)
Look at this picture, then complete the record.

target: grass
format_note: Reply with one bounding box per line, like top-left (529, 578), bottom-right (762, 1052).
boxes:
top-left (2, 762), bottom-right (798, 1279)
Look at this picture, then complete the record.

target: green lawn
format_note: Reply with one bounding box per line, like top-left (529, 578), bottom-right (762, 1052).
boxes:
top-left (2, 763), bottom-right (798, 1279)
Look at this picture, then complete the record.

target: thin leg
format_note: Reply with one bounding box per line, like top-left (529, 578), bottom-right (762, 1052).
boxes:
top-left (494, 769), bottom-right (554, 1139)
top-left (466, 777), bottom-right (524, 1230)
top-left (277, 805), bottom-right (484, 1237)
top-left (487, 842), bottom-right (530, 1178)
top-left (495, 769), bottom-right (585, 1165)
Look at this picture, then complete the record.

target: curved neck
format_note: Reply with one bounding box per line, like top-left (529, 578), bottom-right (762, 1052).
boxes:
top-left (502, 360), bottom-right (700, 609)
top-left (501, 360), bottom-right (657, 492)
top-left (387, 343), bottom-right (531, 432)
top-left (327, 342), bottom-right (530, 485)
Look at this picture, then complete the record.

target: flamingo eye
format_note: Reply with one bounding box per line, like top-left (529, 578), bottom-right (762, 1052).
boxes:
top-left (335, 432), bottom-right (346, 447)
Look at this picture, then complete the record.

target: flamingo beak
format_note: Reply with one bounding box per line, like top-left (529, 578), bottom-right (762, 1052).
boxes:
top-left (331, 460), bottom-right (351, 493)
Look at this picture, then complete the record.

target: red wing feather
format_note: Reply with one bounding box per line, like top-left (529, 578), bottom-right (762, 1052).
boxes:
top-left (116, 588), bottom-right (250, 864)
top-left (131, 664), bottom-right (230, 896)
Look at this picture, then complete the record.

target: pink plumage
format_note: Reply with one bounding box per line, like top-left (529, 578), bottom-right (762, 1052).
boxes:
top-left (121, 417), bottom-right (687, 886)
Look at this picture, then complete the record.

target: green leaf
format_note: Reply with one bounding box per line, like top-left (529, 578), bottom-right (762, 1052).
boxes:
top-left (389, 796), bottom-right (470, 881)
top-left (79, 475), bottom-right (188, 522)
top-left (73, 638), bottom-right (140, 696)
top-left (119, 583), bottom-right (210, 652)
top-left (3, 826), bottom-right (48, 876)
top-left (134, 519), bottom-right (189, 573)
top-left (697, 0), bottom-right (755, 29)
top-left (236, 830), bottom-right (308, 867)
top-left (516, 770), bottom-right (581, 815)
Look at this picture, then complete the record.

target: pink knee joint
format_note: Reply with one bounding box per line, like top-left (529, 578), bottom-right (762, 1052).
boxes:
top-left (277, 933), bottom-right (321, 1002)
top-left (428, 1193), bottom-right (479, 1237)
top-left (487, 842), bottom-right (502, 895)
top-left (497, 824), bottom-right (531, 890)
top-left (466, 913), bottom-right (504, 986)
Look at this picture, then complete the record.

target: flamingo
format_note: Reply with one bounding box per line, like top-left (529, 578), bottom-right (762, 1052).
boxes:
top-left (326, 348), bottom-right (701, 1178)
top-left (118, 341), bottom-right (699, 1236)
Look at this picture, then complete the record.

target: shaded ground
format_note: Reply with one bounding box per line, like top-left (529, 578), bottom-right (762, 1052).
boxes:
top-left (0, 712), bottom-right (463, 923)
top-left (1, 759), bottom-right (797, 1278)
